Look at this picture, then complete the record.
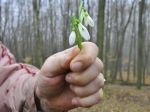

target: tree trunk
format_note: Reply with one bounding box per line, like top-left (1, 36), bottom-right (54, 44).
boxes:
top-left (32, 0), bottom-right (43, 67)
top-left (97, 0), bottom-right (106, 60)
top-left (62, 0), bottom-right (70, 50)
top-left (137, 0), bottom-right (145, 89)
top-left (104, 0), bottom-right (111, 80)
top-left (112, 0), bottom-right (135, 82)
top-left (127, 34), bottom-right (133, 82)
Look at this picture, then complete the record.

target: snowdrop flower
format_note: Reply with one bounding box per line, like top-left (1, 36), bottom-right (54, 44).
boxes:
top-left (84, 15), bottom-right (94, 27)
top-left (69, 31), bottom-right (76, 45)
top-left (69, 1), bottom-right (93, 49)
top-left (78, 23), bottom-right (90, 41)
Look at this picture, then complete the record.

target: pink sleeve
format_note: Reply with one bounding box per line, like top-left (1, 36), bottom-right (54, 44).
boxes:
top-left (0, 42), bottom-right (39, 112)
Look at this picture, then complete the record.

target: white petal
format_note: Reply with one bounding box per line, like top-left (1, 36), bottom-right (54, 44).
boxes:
top-left (78, 23), bottom-right (90, 41)
top-left (84, 16), bottom-right (88, 26)
top-left (69, 31), bottom-right (76, 45)
top-left (87, 16), bottom-right (94, 27)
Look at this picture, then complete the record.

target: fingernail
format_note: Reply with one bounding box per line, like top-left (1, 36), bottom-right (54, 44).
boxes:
top-left (72, 62), bottom-right (83, 71)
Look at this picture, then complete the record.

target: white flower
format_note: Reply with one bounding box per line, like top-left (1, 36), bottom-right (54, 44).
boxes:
top-left (78, 23), bottom-right (90, 41)
top-left (69, 31), bottom-right (76, 45)
top-left (84, 15), bottom-right (94, 27)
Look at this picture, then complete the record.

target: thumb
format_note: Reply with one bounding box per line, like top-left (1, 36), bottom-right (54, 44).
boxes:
top-left (40, 47), bottom-right (80, 77)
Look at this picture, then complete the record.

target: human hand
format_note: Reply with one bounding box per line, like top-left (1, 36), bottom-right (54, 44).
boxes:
top-left (35, 42), bottom-right (105, 111)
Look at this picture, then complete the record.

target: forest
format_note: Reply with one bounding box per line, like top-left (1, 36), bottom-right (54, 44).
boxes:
top-left (0, 0), bottom-right (150, 111)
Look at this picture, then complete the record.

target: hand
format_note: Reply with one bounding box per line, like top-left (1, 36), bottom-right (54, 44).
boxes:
top-left (35, 42), bottom-right (105, 111)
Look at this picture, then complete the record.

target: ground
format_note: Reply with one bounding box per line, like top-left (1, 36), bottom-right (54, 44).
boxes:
top-left (70, 84), bottom-right (150, 112)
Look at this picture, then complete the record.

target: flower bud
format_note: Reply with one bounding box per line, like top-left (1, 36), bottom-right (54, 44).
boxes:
top-left (69, 31), bottom-right (76, 46)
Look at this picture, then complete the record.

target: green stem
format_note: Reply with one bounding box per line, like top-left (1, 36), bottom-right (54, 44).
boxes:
top-left (76, 30), bottom-right (82, 49)
top-left (79, 1), bottom-right (83, 18)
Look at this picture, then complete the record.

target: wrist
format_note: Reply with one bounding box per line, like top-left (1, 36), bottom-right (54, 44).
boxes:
top-left (34, 75), bottom-right (67, 112)
top-left (35, 89), bottom-right (66, 112)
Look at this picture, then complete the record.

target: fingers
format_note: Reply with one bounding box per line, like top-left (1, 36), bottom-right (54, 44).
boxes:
top-left (66, 58), bottom-right (103, 86)
top-left (66, 56), bottom-right (105, 108)
top-left (69, 74), bottom-right (105, 97)
top-left (72, 89), bottom-right (103, 107)
top-left (40, 47), bottom-right (80, 76)
top-left (70, 42), bottom-right (99, 72)
top-left (40, 42), bottom-right (98, 77)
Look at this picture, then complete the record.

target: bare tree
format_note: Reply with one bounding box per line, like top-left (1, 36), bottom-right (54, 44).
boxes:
top-left (111, 0), bottom-right (136, 82)
top-left (104, 0), bottom-right (112, 80)
top-left (32, 0), bottom-right (42, 67)
top-left (97, 0), bottom-right (106, 60)
top-left (61, 0), bottom-right (71, 49)
top-left (137, 0), bottom-right (145, 89)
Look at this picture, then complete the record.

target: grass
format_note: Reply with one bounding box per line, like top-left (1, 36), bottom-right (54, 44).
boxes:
top-left (70, 84), bottom-right (150, 112)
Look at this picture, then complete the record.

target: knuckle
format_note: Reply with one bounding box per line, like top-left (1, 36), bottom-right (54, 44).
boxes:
top-left (93, 76), bottom-right (104, 90)
top-left (94, 77), bottom-right (102, 89)
top-left (84, 42), bottom-right (99, 51)
top-left (96, 58), bottom-right (104, 71)
top-left (98, 74), bottom-right (105, 87)
top-left (93, 44), bottom-right (99, 54)
top-left (93, 61), bottom-right (101, 73)
top-left (90, 42), bottom-right (99, 56)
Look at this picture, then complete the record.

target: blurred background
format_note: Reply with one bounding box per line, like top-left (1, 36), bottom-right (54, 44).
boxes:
top-left (0, 0), bottom-right (150, 111)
